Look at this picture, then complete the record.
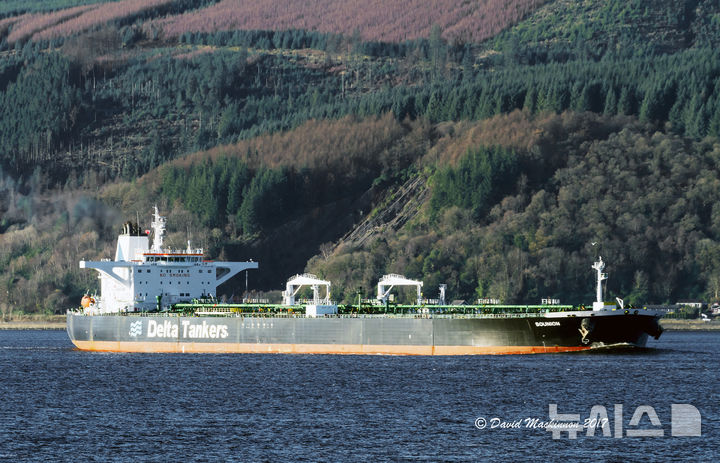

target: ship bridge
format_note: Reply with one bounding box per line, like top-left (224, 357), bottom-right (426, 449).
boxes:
top-left (80, 206), bottom-right (258, 313)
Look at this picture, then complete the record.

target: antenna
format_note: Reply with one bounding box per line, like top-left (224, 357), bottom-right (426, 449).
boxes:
top-left (186, 225), bottom-right (191, 252)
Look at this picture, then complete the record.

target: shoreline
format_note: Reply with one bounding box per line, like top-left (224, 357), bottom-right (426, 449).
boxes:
top-left (0, 321), bottom-right (66, 330)
top-left (659, 319), bottom-right (720, 331)
top-left (0, 315), bottom-right (66, 330)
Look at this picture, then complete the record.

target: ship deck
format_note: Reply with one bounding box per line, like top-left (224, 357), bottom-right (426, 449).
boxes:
top-left (69, 301), bottom-right (659, 320)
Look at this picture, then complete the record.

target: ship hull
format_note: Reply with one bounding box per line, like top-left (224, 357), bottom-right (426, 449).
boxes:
top-left (66, 310), bottom-right (662, 355)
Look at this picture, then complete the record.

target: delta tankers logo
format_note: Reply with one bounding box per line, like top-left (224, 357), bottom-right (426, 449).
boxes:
top-left (148, 320), bottom-right (229, 339)
top-left (128, 319), bottom-right (228, 339)
top-left (129, 320), bottom-right (143, 337)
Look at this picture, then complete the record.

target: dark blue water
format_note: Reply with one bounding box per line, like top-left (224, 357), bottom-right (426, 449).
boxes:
top-left (0, 331), bottom-right (717, 462)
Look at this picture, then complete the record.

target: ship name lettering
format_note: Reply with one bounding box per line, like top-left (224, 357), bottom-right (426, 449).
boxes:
top-left (535, 321), bottom-right (561, 327)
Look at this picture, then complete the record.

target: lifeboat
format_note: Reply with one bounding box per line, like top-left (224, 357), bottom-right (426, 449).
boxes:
top-left (80, 295), bottom-right (96, 308)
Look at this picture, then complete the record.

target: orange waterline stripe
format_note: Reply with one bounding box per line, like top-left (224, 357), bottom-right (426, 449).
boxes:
top-left (71, 340), bottom-right (592, 355)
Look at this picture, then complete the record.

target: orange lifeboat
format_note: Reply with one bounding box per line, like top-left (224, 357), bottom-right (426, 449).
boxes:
top-left (81, 295), bottom-right (96, 308)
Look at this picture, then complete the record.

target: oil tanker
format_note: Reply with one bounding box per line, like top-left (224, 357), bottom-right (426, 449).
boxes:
top-left (66, 208), bottom-right (663, 354)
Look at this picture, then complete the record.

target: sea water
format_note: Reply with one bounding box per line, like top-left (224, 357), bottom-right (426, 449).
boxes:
top-left (0, 330), bottom-right (717, 462)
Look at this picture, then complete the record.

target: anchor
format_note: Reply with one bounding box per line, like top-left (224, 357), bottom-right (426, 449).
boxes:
top-left (579, 318), bottom-right (595, 345)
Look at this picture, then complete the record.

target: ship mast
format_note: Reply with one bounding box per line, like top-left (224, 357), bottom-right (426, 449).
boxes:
top-left (150, 205), bottom-right (166, 252)
top-left (592, 256), bottom-right (608, 311)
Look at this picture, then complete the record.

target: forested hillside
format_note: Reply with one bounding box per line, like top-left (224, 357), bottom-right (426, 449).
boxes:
top-left (3, 0), bottom-right (720, 314)
top-left (309, 112), bottom-right (720, 304)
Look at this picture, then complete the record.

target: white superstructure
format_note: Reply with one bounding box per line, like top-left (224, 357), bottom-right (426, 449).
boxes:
top-left (592, 256), bottom-right (613, 311)
top-left (80, 207), bottom-right (258, 313)
top-left (282, 273), bottom-right (332, 306)
top-left (282, 273), bottom-right (336, 317)
top-left (377, 274), bottom-right (423, 305)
